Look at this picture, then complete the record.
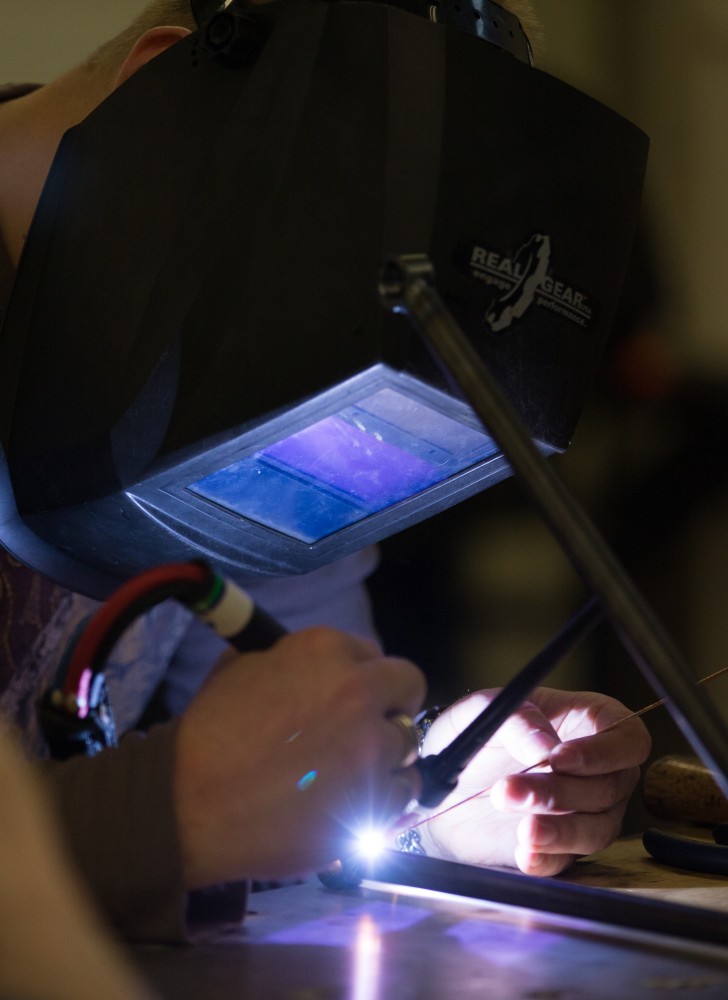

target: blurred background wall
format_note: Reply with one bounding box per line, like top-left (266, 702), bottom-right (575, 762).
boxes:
top-left (4, 0), bottom-right (728, 819)
top-left (3, 1), bottom-right (149, 82)
top-left (540, 0), bottom-right (728, 819)
top-left (371, 1), bottom-right (728, 766)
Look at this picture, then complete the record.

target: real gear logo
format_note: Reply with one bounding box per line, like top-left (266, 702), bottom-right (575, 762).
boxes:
top-left (459, 234), bottom-right (597, 334)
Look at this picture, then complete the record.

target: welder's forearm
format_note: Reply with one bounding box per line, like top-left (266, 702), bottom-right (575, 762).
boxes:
top-left (41, 720), bottom-right (247, 943)
top-left (0, 725), bottom-right (157, 1000)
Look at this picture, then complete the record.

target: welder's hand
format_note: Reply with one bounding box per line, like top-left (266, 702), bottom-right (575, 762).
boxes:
top-left (0, 719), bottom-right (156, 1000)
top-left (174, 627), bottom-right (426, 889)
top-left (416, 688), bottom-right (651, 876)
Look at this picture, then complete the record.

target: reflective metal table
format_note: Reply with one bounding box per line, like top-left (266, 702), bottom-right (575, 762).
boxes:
top-left (133, 837), bottom-right (728, 999)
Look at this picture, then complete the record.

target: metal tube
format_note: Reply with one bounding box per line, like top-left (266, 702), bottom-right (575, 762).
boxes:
top-left (378, 255), bottom-right (728, 798)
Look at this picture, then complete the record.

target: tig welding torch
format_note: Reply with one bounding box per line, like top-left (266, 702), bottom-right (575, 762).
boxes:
top-left (39, 558), bottom-right (602, 810)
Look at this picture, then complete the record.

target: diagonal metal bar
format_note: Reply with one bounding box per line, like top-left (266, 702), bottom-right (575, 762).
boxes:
top-left (378, 254), bottom-right (728, 799)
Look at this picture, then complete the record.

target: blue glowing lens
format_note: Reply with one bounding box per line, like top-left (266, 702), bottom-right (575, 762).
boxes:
top-left (188, 388), bottom-right (496, 542)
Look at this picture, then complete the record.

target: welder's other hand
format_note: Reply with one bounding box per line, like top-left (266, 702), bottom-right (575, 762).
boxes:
top-left (174, 627), bottom-right (425, 889)
top-left (417, 688), bottom-right (651, 876)
top-left (0, 719), bottom-right (156, 1000)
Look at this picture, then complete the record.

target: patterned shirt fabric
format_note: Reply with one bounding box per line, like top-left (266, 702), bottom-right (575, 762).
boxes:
top-left (0, 551), bottom-right (65, 694)
top-left (0, 557), bottom-right (194, 756)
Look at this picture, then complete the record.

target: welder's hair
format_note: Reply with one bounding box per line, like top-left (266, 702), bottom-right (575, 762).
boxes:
top-left (82, 0), bottom-right (541, 81)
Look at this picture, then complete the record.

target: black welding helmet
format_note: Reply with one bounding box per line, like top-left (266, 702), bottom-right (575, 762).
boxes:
top-left (0, 0), bottom-right (648, 597)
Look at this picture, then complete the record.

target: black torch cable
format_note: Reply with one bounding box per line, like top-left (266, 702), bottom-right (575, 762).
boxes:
top-left (187, 569), bottom-right (287, 652)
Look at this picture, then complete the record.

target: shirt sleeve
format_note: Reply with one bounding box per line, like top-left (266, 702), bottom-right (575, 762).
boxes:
top-left (38, 720), bottom-right (247, 944)
top-left (159, 547), bottom-right (382, 718)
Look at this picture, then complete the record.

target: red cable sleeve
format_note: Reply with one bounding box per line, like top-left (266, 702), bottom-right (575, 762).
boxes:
top-left (63, 562), bottom-right (211, 697)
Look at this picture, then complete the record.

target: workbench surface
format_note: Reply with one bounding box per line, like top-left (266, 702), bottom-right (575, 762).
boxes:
top-left (133, 836), bottom-right (728, 999)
